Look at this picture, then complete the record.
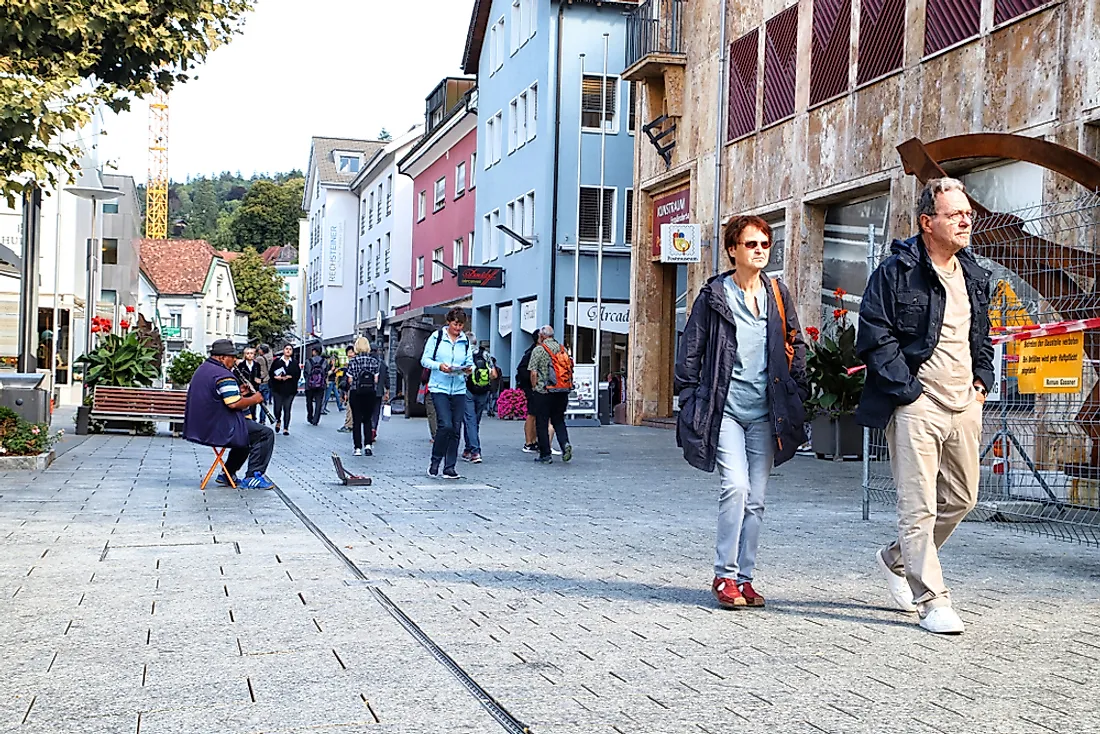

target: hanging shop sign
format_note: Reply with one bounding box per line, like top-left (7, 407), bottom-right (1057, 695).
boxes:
top-left (652, 186), bottom-right (691, 258)
top-left (520, 299), bottom-right (539, 334)
top-left (1017, 332), bottom-right (1084, 394)
top-left (498, 304), bottom-right (513, 338)
top-left (659, 223), bottom-right (702, 263)
top-left (326, 222), bottom-right (344, 286)
top-left (457, 266), bottom-right (505, 288)
top-left (566, 301), bottom-right (630, 335)
top-left (566, 363), bottom-right (597, 417)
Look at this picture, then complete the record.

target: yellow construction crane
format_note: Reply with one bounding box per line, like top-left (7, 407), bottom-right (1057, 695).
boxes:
top-left (145, 89), bottom-right (169, 239)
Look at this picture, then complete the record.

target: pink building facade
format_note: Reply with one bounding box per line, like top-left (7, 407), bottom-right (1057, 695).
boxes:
top-left (400, 108), bottom-right (477, 312)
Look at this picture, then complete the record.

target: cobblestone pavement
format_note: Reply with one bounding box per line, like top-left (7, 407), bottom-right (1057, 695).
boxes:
top-left (1, 408), bottom-right (1098, 734)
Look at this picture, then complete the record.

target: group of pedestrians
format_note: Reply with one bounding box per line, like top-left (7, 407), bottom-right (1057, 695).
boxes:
top-left (676, 178), bottom-right (989, 635)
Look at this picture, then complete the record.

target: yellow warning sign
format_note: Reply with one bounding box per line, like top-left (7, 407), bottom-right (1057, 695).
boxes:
top-left (989, 281), bottom-right (1034, 379)
top-left (1017, 332), bottom-right (1084, 394)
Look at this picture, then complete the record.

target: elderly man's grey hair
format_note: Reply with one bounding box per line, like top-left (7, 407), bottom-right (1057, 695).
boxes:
top-left (538, 325), bottom-right (555, 339)
top-left (916, 177), bottom-right (967, 219)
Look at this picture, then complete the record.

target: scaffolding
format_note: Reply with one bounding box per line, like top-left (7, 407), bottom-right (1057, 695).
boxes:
top-left (864, 191), bottom-right (1100, 546)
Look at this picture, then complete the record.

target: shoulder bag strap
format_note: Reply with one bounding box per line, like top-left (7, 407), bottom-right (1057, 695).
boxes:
top-left (769, 278), bottom-right (794, 371)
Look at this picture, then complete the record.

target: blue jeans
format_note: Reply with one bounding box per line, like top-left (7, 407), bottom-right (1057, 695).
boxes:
top-left (322, 381), bottom-right (343, 411)
top-left (714, 416), bottom-right (774, 582)
top-left (463, 391), bottom-right (490, 454)
top-left (258, 384), bottom-right (272, 424)
top-left (430, 392), bottom-right (466, 470)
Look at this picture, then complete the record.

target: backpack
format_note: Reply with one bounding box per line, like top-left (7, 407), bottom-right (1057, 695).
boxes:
top-left (542, 343), bottom-right (574, 392)
top-left (467, 350), bottom-right (492, 395)
top-left (516, 346), bottom-right (534, 390)
top-left (430, 328), bottom-right (469, 361)
top-left (354, 363), bottom-right (376, 393)
top-left (306, 356), bottom-right (326, 389)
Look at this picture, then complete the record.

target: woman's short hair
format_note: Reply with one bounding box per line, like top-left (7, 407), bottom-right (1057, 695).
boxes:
top-left (724, 215), bottom-right (773, 257)
top-left (354, 336), bottom-right (371, 354)
top-left (445, 307), bottom-right (467, 325)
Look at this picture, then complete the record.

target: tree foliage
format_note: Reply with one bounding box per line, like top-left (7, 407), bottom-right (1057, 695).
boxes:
top-left (0, 0), bottom-right (255, 204)
top-left (230, 248), bottom-right (293, 345)
top-left (228, 178), bottom-right (304, 250)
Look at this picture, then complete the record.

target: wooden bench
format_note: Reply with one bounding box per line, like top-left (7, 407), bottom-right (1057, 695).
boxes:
top-left (90, 386), bottom-right (188, 429)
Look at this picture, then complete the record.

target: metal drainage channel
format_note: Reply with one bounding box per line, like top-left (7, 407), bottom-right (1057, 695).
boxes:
top-left (272, 486), bottom-right (532, 734)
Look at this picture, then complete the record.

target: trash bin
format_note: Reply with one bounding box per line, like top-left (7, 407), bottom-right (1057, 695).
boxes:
top-left (0, 373), bottom-right (49, 424)
top-left (597, 383), bottom-right (611, 426)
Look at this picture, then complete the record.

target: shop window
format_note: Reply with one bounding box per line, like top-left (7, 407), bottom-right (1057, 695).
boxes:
top-left (822, 194), bottom-right (890, 324)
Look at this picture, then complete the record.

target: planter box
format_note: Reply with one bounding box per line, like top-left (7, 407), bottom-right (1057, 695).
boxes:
top-left (811, 415), bottom-right (864, 461)
top-left (0, 451), bottom-right (55, 471)
top-left (75, 405), bottom-right (91, 435)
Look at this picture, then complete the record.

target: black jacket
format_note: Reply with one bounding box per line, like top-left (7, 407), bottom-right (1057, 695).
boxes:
top-left (269, 355), bottom-right (302, 396)
top-left (675, 272), bottom-right (809, 472)
top-left (855, 235), bottom-right (993, 429)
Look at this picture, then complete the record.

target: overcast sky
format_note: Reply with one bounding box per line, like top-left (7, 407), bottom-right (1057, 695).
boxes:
top-left (96, 0), bottom-right (474, 182)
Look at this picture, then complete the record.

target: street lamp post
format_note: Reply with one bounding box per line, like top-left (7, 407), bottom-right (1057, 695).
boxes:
top-left (65, 166), bottom-right (120, 387)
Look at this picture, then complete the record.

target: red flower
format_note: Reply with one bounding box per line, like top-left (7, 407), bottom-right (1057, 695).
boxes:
top-left (805, 326), bottom-right (820, 342)
top-left (119, 319), bottom-right (131, 330)
top-left (833, 308), bottom-right (849, 321)
top-left (125, 305), bottom-right (135, 313)
top-left (833, 287), bottom-right (847, 300)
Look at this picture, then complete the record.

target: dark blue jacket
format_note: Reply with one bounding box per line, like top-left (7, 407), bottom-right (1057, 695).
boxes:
top-left (855, 235), bottom-right (993, 429)
top-left (675, 272), bottom-right (809, 472)
top-left (183, 358), bottom-right (249, 448)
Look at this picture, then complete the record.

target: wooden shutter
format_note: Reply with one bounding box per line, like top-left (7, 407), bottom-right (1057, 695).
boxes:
top-left (582, 75), bottom-right (617, 129)
top-left (763, 6), bottom-right (799, 126)
top-left (857, 0), bottom-right (905, 85)
top-left (727, 29), bottom-right (759, 141)
top-left (810, 0), bottom-right (852, 106)
top-left (924, 0), bottom-right (980, 56)
top-left (994, 0), bottom-right (1050, 25)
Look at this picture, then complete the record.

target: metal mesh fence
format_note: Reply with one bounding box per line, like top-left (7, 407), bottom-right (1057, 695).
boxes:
top-left (863, 191), bottom-right (1100, 546)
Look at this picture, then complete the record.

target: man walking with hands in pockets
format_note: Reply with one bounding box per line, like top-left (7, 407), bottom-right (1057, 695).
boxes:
top-left (857, 178), bottom-right (993, 635)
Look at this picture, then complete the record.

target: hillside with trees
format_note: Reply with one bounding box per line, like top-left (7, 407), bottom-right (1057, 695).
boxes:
top-left (137, 171), bottom-right (303, 256)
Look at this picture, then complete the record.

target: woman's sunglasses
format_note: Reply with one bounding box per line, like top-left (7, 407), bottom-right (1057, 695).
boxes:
top-left (736, 240), bottom-right (772, 250)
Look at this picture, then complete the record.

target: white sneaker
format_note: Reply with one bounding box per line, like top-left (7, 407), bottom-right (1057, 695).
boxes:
top-left (919, 606), bottom-right (965, 635)
top-left (876, 549), bottom-right (916, 612)
top-left (551, 447), bottom-right (562, 456)
top-left (353, 448), bottom-right (362, 457)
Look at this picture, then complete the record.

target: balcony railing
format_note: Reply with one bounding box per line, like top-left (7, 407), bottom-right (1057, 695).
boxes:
top-left (626, 0), bottom-right (686, 71)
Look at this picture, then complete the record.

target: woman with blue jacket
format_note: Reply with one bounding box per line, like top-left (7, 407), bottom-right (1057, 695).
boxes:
top-left (421, 307), bottom-right (475, 479)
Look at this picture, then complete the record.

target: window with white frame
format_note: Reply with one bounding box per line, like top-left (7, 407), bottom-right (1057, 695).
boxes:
top-left (527, 83), bottom-right (537, 141)
top-left (456, 161), bottom-right (466, 196)
top-left (434, 177), bottom-right (446, 211)
top-left (508, 98), bottom-right (519, 153)
top-left (485, 117), bottom-right (496, 165)
top-left (489, 22), bottom-right (498, 71)
top-left (505, 201), bottom-right (516, 253)
top-left (627, 81), bottom-right (637, 133)
top-left (511, 0), bottom-right (521, 54)
top-left (578, 186), bottom-right (615, 243)
top-left (624, 189), bottom-right (634, 245)
top-left (468, 232), bottom-right (475, 266)
top-left (366, 244), bottom-right (373, 280)
top-left (482, 214), bottom-right (492, 263)
top-left (417, 191), bottom-right (426, 221)
top-left (453, 238), bottom-right (464, 268)
top-left (470, 153), bottom-right (477, 187)
top-left (496, 17), bottom-right (506, 69)
top-left (358, 253), bottom-right (364, 285)
top-left (338, 155), bottom-right (360, 173)
top-left (524, 0), bottom-right (536, 39)
top-left (516, 91), bottom-right (527, 146)
top-left (432, 247), bottom-right (445, 283)
top-left (524, 191), bottom-right (535, 239)
top-left (490, 209), bottom-right (500, 260)
top-left (384, 233), bottom-right (391, 272)
top-left (581, 74), bottom-right (618, 131)
top-left (359, 201), bottom-right (366, 235)
top-left (375, 238), bottom-right (381, 275)
top-left (386, 175), bottom-right (393, 215)
top-left (486, 112), bottom-right (502, 164)
top-left (376, 184), bottom-right (382, 220)
top-left (368, 192), bottom-right (375, 228)
top-left (415, 256), bottom-right (425, 288)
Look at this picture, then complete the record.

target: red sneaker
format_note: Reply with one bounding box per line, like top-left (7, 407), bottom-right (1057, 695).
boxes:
top-left (712, 577), bottom-right (747, 609)
top-left (738, 581), bottom-right (765, 608)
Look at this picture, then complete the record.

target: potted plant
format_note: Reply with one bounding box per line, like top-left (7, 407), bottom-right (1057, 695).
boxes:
top-left (75, 317), bottom-right (161, 434)
top-left (167, 351), bottom-right (205, 389)
top-left (0, 407), bottom-right (65, 470)
top-left (495, 388), bottom-right (528, 420)
top-left (804, 288), bottom-right (866, 460)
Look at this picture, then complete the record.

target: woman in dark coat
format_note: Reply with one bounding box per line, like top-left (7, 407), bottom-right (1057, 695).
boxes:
top-left (269, 344), bottom-right (302, 436)
top-left (675, 215), bottom-right (809, 610)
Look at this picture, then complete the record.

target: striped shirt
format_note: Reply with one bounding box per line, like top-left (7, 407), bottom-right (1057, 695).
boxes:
top-left (215, 375), bottom-right (242, 406)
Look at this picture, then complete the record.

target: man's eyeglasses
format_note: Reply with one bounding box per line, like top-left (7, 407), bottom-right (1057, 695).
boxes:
top-left (936, 209), bottom-right (974, 223)
top-left (737, 240), bottom-right (772, 250)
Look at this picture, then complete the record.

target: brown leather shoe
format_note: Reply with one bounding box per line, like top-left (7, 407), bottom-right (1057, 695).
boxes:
top-left (712, 577), bottom-right (747, 609)
top-left (738, 581), bottom-right (765, 608)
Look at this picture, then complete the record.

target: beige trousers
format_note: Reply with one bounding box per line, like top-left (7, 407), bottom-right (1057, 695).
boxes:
top-left (882, 395), bottom-right (982, 610)
top-left (344, 399), bottom-right (353, 429)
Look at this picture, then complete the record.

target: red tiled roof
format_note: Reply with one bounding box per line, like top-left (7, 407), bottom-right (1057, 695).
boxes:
top-left (216, 249), bottom-right (242, 262)
top-left (139, 239), bottom-right (218, 295)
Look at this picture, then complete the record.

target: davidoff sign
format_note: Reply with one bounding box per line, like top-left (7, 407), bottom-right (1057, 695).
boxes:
top-left (458, 266), bottom-right (505, 288)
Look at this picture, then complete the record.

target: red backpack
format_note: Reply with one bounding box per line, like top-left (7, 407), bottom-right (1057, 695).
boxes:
top-left (542, 343), bottom-right (574, 392)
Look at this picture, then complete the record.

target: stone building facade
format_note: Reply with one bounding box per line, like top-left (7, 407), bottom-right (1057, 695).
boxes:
top-left (624, 0), bottom-right (1100, 424)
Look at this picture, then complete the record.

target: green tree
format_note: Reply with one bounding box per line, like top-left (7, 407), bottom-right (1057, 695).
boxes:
top-left (0, 0), bottom-right (254, 204)
top-left (184, 179), bottom-right (219, 240)
top-left (377, 128), bottom-right (393, 141)
top-left (230, 248), bottom-right (293, 345)
top-left (228, 177), bottom-right (304, 250)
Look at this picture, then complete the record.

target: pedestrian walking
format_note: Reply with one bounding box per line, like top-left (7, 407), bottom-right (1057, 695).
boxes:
top-left (370, 347), bottom-right (390, 444)
top-left (255, 344), bottom-right (272, 425)
top-left (421, 308), bottom-right (474, 479)
top-left (322, 353), bottom-right (342, 415)
top-left (237, 347), bottom-right (263, 421)
top-left (487, 356), bottom-right (502, 417)
top-left (675, 215), bottom-right (809, 611)
top-left (269, 344), bottom-right (301, 436)
top-left (527, 325), bottom-right (574, 464)
top-left (338, 345), bottom-right (354, 433)
top-left (345, 337), bottom-right (380, 456)
top-left (857, 178), bottom-right (992, 635)
top-left (420, 367), bottom-right (438, 441)
top-left (516, 332), bottom-right (551, 453)
top-left (461, 341), bottom-right (498, 463)
top-left (304, 346), bottom-right (328, 425)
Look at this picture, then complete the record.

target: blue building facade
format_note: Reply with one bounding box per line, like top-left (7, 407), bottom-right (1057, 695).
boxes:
top-left (462, 0), bottom-right (635, 383)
